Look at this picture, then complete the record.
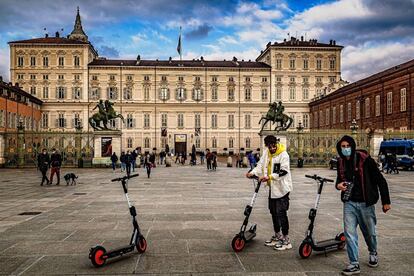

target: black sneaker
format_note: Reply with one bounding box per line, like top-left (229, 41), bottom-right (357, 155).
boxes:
top-left (368, 252), bottom-right (378, 268)
top-left (342, 264), bottom-right (360, 275)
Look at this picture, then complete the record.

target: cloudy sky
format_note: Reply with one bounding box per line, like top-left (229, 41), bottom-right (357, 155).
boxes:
top-left (0, 0), bottom-right (413, 83)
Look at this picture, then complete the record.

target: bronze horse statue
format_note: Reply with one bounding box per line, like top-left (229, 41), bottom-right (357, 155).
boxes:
top-left (89, 100), bottom-right (124, 130)
top-left (259, 102), bottom-right (293, 132)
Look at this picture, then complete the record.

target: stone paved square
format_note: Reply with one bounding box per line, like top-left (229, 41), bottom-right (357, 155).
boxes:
top-left (0, 164), bottom-right (413, 275)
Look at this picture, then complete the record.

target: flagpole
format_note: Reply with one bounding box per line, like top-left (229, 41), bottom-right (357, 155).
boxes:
top-left (179, 26), bottom-right (182, 62)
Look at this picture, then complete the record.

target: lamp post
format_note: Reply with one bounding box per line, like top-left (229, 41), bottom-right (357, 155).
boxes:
top-left (17, 119), bottom-right (25, 167)
top-left (350, 119), bottom-right (359, 138)
top-left (296, 121), bottom-right (304, 168)
top-left (75, 124), bottom-right (83, 168)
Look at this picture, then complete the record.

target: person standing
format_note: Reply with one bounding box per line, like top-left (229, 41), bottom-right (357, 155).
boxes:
top-left (110, 152), bottom-right (118, 172)
top-left (200, 151), bottom-right (205, 165)
top-left (37, 148), bottom-right (50, 186)
top-left (206, 149), bottom-right (212, 170)
top-left (131, 149), bottom-right (138, 172)
top-left (159, 150), bottom-right (165, 165)
top-left (246, 135), bottom-right (293, 251)
top-left (125, 150), bottom-right (133, 176)
top-left (335, 135), bottom-right (391, 275)
top-left (247, 151), bottom-right (257, 169)
top-left (144, 154), bottom-right (152, 178)
top-left (120, 151), bottom-right (126, 172)
top-left (212, 152), bottom-right (217, 171)
top-left (50, 148), bottom-right (62, 185)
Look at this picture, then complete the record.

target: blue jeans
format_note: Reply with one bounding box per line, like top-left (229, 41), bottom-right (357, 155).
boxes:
top-left (121, 162), bottom-right (126, 171)
top-left (344, 201), bottom-right (377, 265)
top-left (132, 160), bottom-right (136, 171)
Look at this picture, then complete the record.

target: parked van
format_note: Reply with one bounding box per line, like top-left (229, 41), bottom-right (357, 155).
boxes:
top-left (379, 139), bottom-right (414, 170)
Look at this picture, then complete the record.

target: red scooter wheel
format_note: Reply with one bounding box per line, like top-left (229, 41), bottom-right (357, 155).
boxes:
top-left (231, 235), bottom-right (246, 252)
top-left (299, 242), bottom-right (312, 258)
top-left (337, 233), bottom-right (346, 250)
top-left (90, 246), bottom-right (107, 267)
top-left (137, 237), bottom-right (147, 253)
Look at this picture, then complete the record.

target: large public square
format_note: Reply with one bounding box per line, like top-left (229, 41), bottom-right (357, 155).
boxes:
top-left (0, 163), bottom-right (413, 275)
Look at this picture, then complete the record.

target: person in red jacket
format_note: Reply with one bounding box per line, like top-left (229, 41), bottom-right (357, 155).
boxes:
top-left (336, 135), bottom-right (391, 275)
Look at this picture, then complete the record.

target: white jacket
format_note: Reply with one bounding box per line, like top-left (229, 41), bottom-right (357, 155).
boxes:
top-left (250, 144), bottom-right (292, 199)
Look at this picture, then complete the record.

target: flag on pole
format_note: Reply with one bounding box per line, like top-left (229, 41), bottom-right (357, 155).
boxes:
top-left (177, 26), bottom-right (182, 60)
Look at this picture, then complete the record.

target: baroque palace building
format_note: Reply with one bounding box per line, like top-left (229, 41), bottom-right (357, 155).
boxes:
top-left (7, 8), bottom-right (344, 154)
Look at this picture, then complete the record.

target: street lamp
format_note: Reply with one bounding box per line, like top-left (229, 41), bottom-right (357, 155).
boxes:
top-left (350, 119), bottom-right (359, 134)
top-left (296, 121), bottom-right (304, 168)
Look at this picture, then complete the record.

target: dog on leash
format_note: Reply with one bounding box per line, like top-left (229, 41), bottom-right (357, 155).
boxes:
top-left (64, 173), bottom-right (78, 185)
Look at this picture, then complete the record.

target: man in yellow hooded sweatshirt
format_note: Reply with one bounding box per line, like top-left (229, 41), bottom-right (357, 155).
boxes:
top-left (246, 135), bottom-right (293, 250)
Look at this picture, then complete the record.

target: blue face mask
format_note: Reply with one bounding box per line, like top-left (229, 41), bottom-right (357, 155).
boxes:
top-left (341, 147), bottom-right (352, 157)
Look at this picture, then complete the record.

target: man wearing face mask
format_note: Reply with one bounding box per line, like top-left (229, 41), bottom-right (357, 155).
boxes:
top-left (336, 135), bottom-right (391, 275)
top-left (246, 135), bottom-right (292, 251)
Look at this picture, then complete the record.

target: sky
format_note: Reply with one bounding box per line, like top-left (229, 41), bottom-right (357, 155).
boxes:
top-left (0, 0), bottom-right (413, 83)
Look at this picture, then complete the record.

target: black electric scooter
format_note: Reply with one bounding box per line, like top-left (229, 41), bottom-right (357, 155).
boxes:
top-left (299, 174), bottom-right (345, 258)
top-left (89, 174), bottom-right (147, 267)
top-left (231, 174), bottom-right (262, 252)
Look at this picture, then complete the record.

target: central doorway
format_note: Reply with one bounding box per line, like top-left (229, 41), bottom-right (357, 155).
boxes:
top-left (174, 134), bottom-right (187, 156)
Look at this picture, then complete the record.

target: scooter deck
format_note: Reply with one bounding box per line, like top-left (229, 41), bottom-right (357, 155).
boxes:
top-left (313, 238), bottom-right (342, 251)
top-left (244, 230), bottom-right (256, 241)
top-left (105, 244), bottom-right (135, 258)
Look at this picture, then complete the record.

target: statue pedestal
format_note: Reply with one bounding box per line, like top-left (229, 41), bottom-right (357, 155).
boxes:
top-left (92, 130), bottom-right (122, 167)
top-left (259, 130), bottom-right (288, 153)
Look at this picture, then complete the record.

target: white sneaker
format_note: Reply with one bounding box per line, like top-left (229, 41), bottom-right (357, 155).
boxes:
top-left (264, 233), bottom-right (282, 247)
top-left (274, 236), bottom-right (292, 250)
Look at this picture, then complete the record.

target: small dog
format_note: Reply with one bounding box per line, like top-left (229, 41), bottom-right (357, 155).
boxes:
top-left (64, 173), bottom-right (78, 185)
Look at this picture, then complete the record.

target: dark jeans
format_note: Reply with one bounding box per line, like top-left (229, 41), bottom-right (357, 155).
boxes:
top-left (40, 168), bottom-right (49, 185)
top-left (50, 167), bottom-right (60, 184)
top-left (126, 163), bottom-right (131, 176)
top-left (146, 164), bottom-right (151, 178)
top-left (207, 160), bottom-right (212, 170)
top-left (269, 193), bottom-right (290, 236)
top-left (112, 162), bottom-right (116, 171)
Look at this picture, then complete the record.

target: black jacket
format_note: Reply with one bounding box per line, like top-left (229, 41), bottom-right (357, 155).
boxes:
top-left (125, 153), bottom-right (133, 164)
top-left (336, 135), bottom-right (391, 207)
top-left (37, 153), bottom-right (50, 169)
top-left (50, 153), bottom-right (62, 168)
top-left (111, 154), bottom-right (118, 163)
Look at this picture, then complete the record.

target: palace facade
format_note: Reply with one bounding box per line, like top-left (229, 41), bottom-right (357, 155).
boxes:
top-left (7, 8), bottom-right (344, 154)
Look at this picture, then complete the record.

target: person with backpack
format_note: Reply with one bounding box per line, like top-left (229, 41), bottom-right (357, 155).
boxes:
top-left (335, 135), bottom-right (391, 275)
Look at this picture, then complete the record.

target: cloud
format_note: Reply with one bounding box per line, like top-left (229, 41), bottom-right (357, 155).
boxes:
top-left (342, 40), bottom-right (414, 82)
top-left (0, 47), bottom-right (9, 82)
top-left (185, 24), bottom-right (213, 40)
top-left (97, 46), bottom-right (120, 58)
top-left (131, 33), bottom-right (148, 44)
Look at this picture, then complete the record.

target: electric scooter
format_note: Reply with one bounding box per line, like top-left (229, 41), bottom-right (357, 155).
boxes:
top-left (89, 173), bottom-right (147, 267)
top-left (231, 174), bottom-right (262, 252)
top-left (299, 174), bottom-right (345, 258)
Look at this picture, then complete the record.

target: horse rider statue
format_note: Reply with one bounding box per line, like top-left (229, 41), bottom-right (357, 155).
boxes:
top-left (259, 101), bottom-right (293, 132)
top-left (89, 100), bottom-right (124, 130)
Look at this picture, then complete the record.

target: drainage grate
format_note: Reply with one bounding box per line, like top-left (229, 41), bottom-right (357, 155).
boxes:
top-left (19, 212), bottom-right (42, 216)
top-left (205, 182), bottom-right (211, 184)
top-left (73, 193), bottom-right (87, 195)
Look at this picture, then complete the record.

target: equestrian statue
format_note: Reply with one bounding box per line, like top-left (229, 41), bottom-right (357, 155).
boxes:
top-left (89, 100), bottom-right (125, 130)
top-left (259, 101), bottom-right (293, 132)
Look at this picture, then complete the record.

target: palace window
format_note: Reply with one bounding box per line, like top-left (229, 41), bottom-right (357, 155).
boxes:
top-left (73, 113), bottom-right (81, 128)
top-left (228, 77), bottom-right (234, 82)
top-left (43, 87), bottom-right (49, 99)
top-left (58, 56), bottom-right (64, 67)
top-left (178, 76), bottom-right (184, 81)
top-left (316, 59), bottom-right (322, 70)
top-left (340, 105), bottom-right (344, 123)
top-left (211, 76), bottom-right (217, 82)
top-left (74, 56), bottom-right (80, 67)
top-left (161, 76), bottom-right (167, 81)
top-left (356, 101), bottom-right (360, 120)
top-left (108, 87), bottom-right (117, 100)
top-left (126, 114), bottom-right (134, 129)
top-left (144, 114), bottom-right (150, 128)
top-left (30, 56), bottom-right (36, 67)
top-left (332, 106), bottom-right (337, 124)
top-left (109, 75), bottom-right (116, 81)
top-left (326, 108), bottom-right (330, 126)
top-left (177, 87), bottom-right (186, 101)
top-left (43, 56), bottom-right (49, 67)
top-left (261, 89), bottom-right (268, 101)
top-left (211, 114), bottom-right (217, 129)
top-left (127, 138), bottom-right (133, 148)
top-left (18, 56), bottom-right (24, 67)
top-left (262, 77), bottom-right (268, 83)
top-left (30, 74), bottom-right (36, 80)
top-left (289, 87), bottom-right (296, 101)
top-left (144, 86), bottom-right (150, 100)
top-left (245, 77), bottom-right (250, 82)
top-left (276, 87), bottom-right (282, 100)
top-left (43, 74), bottom-right (48, 80)
top-left (302, 87), bottom-right (309, 100)
top-left (303, 59), bottom-right (309, 70)
top-left (58, 113), bottom-right (65, 128)
top-left (245, 114), bottom-right (251, 129)
top-left (386, 92), bottom-right (393, 114)
top-left (229, 137), bottom-right (234, 148)
top-left (195, 137), bottom-right (201, 148)
top-left (17, 74), bottom-right (24, 80)
top-left (245, 87), bottom-right (251, 101)
top-left (212, 137), bottom-right (217, 148)
top-left (161, 113), bottom-right (168, 127)
top-left (276, 59), bottom-right (282, 69)
top-left (303, 114), bottom-right (309, 128)
top-left (329, 57), bottom-right (336, 70)
top-left (347, 103), bottom-right (352, 121)
top-left (126, 75), bottom-right (133, 81)
top-left (329, 76), bottom-right (336, 83)
top-left (30, 87), bottom-right (36, 96)
top-left (228, 114), bottom-right (234, 129)
top-left (245, 137), bottom-right (251, 149)
top-left (90, 87), bottom-right (100, 100)
top-left (365, 98), bottom-right (371, 118)
top-left (192, 88), bottom-right (203, 101)
top-left (177, 113), bottom-right (184, 128)
top-left (144, 137), bottom-right (150, 148)
top-left (57, 87), bottom-right (65, 99)
top-left (195, 113), bottom-right (201, 128)
top-left (41, 113), bottom-right (48, 128)
top-left (375, 95), bottom-right (380, 116)
top-left (124, 87), bottom-right (132, 100)
top-left (228, 87), bottom-right (235, 101)
top-left (73, 87), bottom-right (81, 100)
top-left (400, 88), bottom-right (407, 112)
top-left (194, 76), bottom-right (201, 82)
top-left (144, 75), bottom-right (150, 81)
top-left (74, 74), bottom-right (80, 81)
top-left (289, 58), bottom-right (295, 69)
top-left (58, 74), bottom-right (64, 80)
top-left (92, 75), bottom-right (98, 81)
top-left (211, 86), bottom-right (218, 101)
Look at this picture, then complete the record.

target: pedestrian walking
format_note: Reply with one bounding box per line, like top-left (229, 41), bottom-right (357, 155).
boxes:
top-left (206, 149), bottom-right (212, 170)
top-left (144, 154), bottom-right (152, 178)
top-left (159, 151), bottom-right (165, 165)
top-left (110, 152), bottom-right (118, 172)
top-left (335, 135), bottom-right (391, 275)
top-left (246, 135), bottom-right (293, 251)
top-left (37, 148), bottom-right (50, 186)
top-left (50, 148), bottom-right (62, 185)
top-left (212, 152), bottom-right (217, 170)
top-left (247, 151), bottom-right (257, 169)
top-left (200, 151), bottom-right (205, 165)
top-left (131, 149), bottom-right (138, 172)
top-left (125, 150), bottom-right (133, 176)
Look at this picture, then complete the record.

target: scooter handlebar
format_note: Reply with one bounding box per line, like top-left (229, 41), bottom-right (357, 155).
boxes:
top-left (111, 174), bottom-right (139, 182)
top-left (305, 174), bottom-right (334, 183)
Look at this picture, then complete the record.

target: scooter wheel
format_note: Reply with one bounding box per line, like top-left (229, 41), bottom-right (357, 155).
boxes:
top-left (231, 235), bottom-right (246, 252)
top-left (137, 237), bottom-right (147, 253)
top-left (90, 246), bottom-right (107, 267)
top-left (299, 242), bottom-right (312, 258)
top-left (337, 233), bottom-right (346, 250)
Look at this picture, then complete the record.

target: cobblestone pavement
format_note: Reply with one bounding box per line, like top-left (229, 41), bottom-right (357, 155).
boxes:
top-left (0, 163), bottom-right (413, 275)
